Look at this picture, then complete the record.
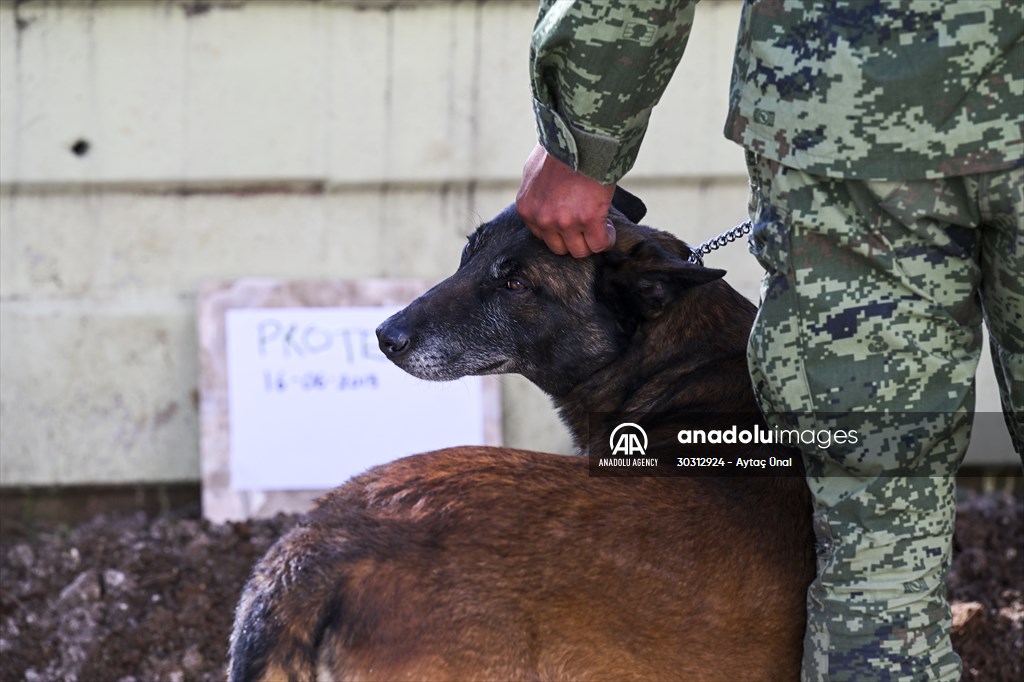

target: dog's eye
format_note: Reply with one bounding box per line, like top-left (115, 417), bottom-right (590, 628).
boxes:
top-left (505, 277), bottom-right (529, 292)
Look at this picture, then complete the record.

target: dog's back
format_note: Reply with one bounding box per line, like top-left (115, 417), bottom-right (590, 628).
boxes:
top-left (231, 448), bottom-right (811, 681)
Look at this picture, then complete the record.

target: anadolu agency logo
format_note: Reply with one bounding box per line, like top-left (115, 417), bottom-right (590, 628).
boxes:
top-left (597, 422), bottom-right (658, 469)
top-left (609, 422), bottom-right (648, 456)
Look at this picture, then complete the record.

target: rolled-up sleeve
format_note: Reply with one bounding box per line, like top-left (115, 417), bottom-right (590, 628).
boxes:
top-left (530, 0), bottom-right (697, 184)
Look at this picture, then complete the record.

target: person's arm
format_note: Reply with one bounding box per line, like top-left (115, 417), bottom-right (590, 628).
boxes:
top-left (517, 0), bottom-right (697, 257)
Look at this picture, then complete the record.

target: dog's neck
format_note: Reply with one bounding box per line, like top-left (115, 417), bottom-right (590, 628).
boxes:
top-left (550, 281), bottom-right (761, 452)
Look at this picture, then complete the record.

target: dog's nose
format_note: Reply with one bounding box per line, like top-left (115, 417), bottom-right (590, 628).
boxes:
top-left (376, 322), bottom-right (411, 359)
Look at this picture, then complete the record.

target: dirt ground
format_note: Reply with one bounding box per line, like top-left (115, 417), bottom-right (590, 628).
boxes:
top-left (1, 488), bottom-right (1021, 682)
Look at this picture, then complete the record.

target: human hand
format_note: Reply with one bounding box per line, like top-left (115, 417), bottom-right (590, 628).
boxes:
top-left (515, 144), bottom-right (617, 258)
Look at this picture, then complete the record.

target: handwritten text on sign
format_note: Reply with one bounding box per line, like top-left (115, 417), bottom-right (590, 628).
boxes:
top-left (226, 307), bottom-right (488, 491)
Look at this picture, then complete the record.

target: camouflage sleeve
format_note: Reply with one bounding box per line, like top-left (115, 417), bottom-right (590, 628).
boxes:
top-left (530, 0), bottom-right (697, 184)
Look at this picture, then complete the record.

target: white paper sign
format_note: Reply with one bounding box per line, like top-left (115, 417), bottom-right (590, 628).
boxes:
top-left (226, 307), bottom-right (488, 490)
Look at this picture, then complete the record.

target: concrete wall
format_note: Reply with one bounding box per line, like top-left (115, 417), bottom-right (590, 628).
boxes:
top-left (0, 0), bottom-right (1011, 486)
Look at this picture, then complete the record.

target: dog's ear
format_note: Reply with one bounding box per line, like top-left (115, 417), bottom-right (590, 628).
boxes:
top-left (610, 186), bottom-right (646, 224)
top-left (598, 232), bottom-right (726, 320)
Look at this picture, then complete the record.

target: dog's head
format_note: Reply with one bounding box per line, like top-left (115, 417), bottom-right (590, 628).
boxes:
top-left (376, 188), bottom-right (726, 396)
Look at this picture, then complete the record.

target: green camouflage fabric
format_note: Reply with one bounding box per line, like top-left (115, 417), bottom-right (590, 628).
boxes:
top-left (531, 1), bottom-right (1024, 678)
top-left (745, 151), bottom-right (1023, 680)
top-left (530, 0), bottom-right (697, 183)
top-left (727, 1), bottom-right (1024, 180)
top-left (530, 0), bottom-right (1024, 184)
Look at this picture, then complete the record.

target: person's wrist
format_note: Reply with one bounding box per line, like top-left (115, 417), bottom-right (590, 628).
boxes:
top-left (532, 98), bottom-right (626, 186)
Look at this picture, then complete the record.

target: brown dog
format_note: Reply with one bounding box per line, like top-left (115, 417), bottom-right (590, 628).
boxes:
top-left (228, 189), bottom-right (814, 681)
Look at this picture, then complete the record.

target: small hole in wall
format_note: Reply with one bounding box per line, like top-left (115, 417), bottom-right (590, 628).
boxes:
top-left (71, 139), bottom-right (90, 157)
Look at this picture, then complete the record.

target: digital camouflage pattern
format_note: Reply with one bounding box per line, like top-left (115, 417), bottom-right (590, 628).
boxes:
top-left (745, 153), bottom-right (1023, 681)
top-left (530, 0), bottom-right (1024, 184)
top-left (530, 1), bottom-right (1023, 679)
top-left (530, 0), bottom-right (697, 183)
top-left (727, 1), bottom-right (1024, 180)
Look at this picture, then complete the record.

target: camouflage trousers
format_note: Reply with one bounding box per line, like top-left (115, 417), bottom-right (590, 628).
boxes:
top-left (744, 152), bottom-right (1023, 681)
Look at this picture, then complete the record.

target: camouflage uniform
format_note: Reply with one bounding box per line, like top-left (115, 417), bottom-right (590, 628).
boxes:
top-left (530, 1), bottom-right (1023, 679)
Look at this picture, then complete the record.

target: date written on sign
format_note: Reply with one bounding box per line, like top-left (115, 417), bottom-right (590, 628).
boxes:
top-left (262, 371), bottom-right (380, 393)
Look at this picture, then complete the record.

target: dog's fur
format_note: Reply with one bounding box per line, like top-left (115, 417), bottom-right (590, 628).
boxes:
top-left (228, 190), bottom-right (815, 681)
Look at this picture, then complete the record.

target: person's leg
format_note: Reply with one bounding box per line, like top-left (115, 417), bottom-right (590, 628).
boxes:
top-left (975, 167), bottom-right (1024, 460)
top-left (744, 153), bottom-right (990, 680)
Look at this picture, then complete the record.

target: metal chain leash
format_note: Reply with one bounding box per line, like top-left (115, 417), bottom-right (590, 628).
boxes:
top-left (686, 220), bottom-right (752, 267)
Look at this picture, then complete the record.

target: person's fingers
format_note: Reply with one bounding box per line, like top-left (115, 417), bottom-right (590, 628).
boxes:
top-left (582, 219), bottom-right (616, 254)
top-left (525, 216), bottom-right (611, 258)
top-left (541, 230), bottom-right (570, 256)
top-left (561, 230), bottom-right (592, 259)
top-left (521, 215), bottom-right (570, 256)
top-left (516, 144), bottom-right (617, 258)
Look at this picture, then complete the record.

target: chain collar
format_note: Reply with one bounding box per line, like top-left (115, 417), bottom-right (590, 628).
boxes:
top-left (686, 220), bottom-right (752, 267)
